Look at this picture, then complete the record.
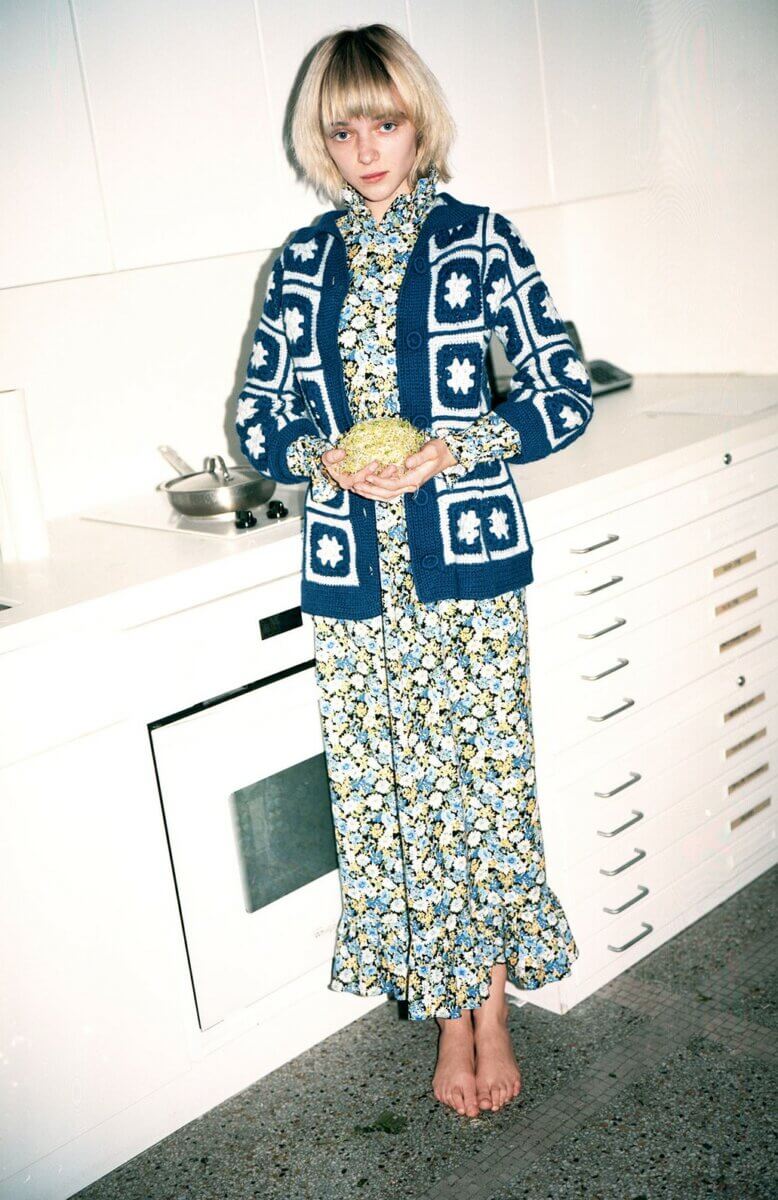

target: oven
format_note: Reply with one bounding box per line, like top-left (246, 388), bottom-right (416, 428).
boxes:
top-left (148, 624), bottom-right (342, 1032)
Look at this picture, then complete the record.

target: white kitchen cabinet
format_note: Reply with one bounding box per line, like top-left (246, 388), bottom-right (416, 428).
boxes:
top-left (538, 0), bottom-right (655, 203)
top-left (0, 0), bottom-right (112, 289)
top-left (0, 721), bottom-right (190, 1184)
top-left (1, 380), bottom-right (777, 1199)
top-left (75, 0), bottom-right (280, 269)
top-left (523, 415), bottom-right (778, 1014)
top-left (409, 0), bottom-right (550, 212)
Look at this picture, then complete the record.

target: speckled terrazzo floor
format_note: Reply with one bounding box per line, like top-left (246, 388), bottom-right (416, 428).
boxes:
top-left (72, 864), bottom-right (777, 1200)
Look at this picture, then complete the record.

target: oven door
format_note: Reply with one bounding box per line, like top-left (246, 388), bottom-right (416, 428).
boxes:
top-left (149, 661), bottom-right (342, 1030)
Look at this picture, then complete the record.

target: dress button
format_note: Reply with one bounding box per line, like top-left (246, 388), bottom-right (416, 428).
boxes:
top-left (421, 553), bottom-right (439, 568)
top-left (405, 330), bottom-right (422, 350)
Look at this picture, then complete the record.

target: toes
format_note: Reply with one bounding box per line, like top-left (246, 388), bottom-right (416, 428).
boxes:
top-left (451, 1086), bottom-right (466, 1116)
top-left (462, 1080), bottom-right (480, 1118)
top-left (490, 1085), bottom-right (501, 1112)
top-left (477, 1089), bottom-right (491, 1110)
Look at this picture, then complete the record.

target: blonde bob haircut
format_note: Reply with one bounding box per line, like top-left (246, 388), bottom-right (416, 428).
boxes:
top-left (291, 23), bottom-right (456, 204)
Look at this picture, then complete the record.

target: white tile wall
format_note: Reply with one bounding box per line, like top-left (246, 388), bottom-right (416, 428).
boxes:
top-left (0, 0), bottom-right (775, 520)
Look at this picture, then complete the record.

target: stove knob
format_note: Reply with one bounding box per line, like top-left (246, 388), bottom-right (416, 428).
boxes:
top-left (234, 508), bottom-right (258, 529)
top-left (267, 499), bottom-right (288, 519)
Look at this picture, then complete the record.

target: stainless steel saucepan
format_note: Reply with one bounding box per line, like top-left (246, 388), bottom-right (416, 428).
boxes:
top-left (156, 445), bottom-right (275, 518)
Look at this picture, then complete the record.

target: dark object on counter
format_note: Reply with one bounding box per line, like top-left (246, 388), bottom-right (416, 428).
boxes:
top-left (565, 321), bottom-right (633, 396)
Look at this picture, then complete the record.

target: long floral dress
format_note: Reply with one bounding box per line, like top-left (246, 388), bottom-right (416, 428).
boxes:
top-left (286, 168), bottom-right (579, 1021)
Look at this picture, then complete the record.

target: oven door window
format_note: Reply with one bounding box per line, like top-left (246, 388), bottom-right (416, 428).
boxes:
top-left (233, 751), bottom-right (337, 913)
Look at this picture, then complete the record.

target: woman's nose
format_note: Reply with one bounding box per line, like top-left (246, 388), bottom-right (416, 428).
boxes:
top-left (357, 139), bottom-right (378, 165)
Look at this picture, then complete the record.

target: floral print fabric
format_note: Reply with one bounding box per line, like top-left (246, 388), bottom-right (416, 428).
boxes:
top-left (294, 168), bottom-right (579, 1020)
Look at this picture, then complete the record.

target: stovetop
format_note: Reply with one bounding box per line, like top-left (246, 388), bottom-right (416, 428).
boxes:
top-left (78, 483), bottom-right (304, 540)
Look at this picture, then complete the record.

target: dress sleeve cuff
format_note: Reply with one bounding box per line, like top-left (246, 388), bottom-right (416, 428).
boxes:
top-left (285, 434), bottom-right (341, 503)
top-left (436, 411), bottom-right (523, 486)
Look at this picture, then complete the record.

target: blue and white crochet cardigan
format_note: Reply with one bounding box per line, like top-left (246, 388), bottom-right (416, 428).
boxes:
top-left (235, 188), bottom-right (593, 620)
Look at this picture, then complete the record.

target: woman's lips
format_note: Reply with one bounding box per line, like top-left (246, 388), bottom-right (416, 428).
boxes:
top-left (361, 170), bottom-right (388, 181)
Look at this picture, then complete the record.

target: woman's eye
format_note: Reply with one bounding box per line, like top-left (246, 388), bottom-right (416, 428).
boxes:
top-left (380, 122), bottom-right (397, 132)
top-left (331, 130), bottom-right (349, 141)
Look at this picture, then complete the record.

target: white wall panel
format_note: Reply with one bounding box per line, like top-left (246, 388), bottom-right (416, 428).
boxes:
top-left (408, 0), bottom-right (551, 212)
top-left (256, 0), bottom-right (410, 233)
top-left (539, 0), bottom-right (656, 202)
top-left (75, 0), bottom-right (279, 268)
top-left (0, 0), bottom-right (112, 289)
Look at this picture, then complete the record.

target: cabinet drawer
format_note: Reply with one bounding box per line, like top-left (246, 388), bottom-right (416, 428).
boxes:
top-left (529, 513), bottom-right (777, 636)
top-left (531, 562), bottom-right (778, 718)
top-left (558, 745), bottom-right (775, 913)
top-left (531, 450), bottom-right (778, 586)
top-left (118, 572), bottom-right (313, 718)
top-left (532, 602), bottom-right (777, 757)
top-left (565, 783), bottom-right (775, 985)
top-left (536, 638), bottom-right (777, 789)
top-left (544, 704), bottom-right (778, 871)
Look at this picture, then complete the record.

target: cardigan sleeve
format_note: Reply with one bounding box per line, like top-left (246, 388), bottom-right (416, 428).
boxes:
top-left (480, 212), bottom-right (593, 463)
top-left (285, 434), bottom-right (341, 503)
top-left (234, 246), bottom-right (325, 486)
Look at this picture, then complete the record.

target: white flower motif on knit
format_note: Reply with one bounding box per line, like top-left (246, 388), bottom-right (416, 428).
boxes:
top-left (284, 306), bottom-right (304, 342)
top-left (559, 404), bottom-right (583, 431)
top-left (446, 356), bottom-right (476, 395)
top-left (486, 275), bottom-right (510, 314)
top-left (236, 394), bottom-right (257, 425)
top-left (541, 290), bottom-right (561, 324)
top-left (495, 323), bottom-right (510, 344)
top-left (444, 271), bottom-right (472, 309)
top-left (250, 340), bottom-right (268, 370)
top-left (315, 531), bottom-right (344, 569)
top-left (246, 424), bottom-right (265, 458)
top-left (487, 507), bottom-right (511, 540)
top-left (457, 508), bottom-right (481, 546)
top-left (290, 239), bottom-right (317, 262)
top-left (564, 355), bottom-right (591, 386)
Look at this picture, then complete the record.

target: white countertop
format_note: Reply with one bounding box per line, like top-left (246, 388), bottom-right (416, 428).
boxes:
top-left (2, 374), bottom-right (777, 654)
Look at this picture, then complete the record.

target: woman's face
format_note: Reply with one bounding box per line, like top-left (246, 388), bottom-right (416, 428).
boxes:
top-left (324, 86), bottom-right (418, 216)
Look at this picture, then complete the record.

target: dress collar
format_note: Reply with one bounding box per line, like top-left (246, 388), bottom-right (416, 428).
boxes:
top-left (338, 163), bottom-right (440, 234)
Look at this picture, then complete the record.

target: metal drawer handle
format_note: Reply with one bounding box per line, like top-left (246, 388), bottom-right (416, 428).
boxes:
top-left (578, 616), bottom-right (627, 640)
top-left (600, 846), bottom-right (646, 875)
top-left (719, 623), bottom-right (761, 654)
top-left (595, 771), bottom-right (642, 798)
top-left (727, 761), bottom-right (769, 795)
top-left (598, 809), bottom-right (644, 837)
top-left (730, 795), bottom-right (771, 831)
top-left (570, 532), bottom-right (620, 555)
top-left (607, 921), bottom-right (654, 952)
top-left (726, 727), bottom-right (767, 758)
top-left (574, 575), bottom-right (623, 597)
top-left (588, 697), bottom-right (635, 722)
top-left (603, 884), bottom-right (649, 914)
top-left (713, 548), bottom-right (756, 578)
top-left (581, 657), bottom-right (629, 681)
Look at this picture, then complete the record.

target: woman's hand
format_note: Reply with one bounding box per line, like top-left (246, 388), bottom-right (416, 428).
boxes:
top-left (326, 439), bottom-right (458, 502)
top-left (319, 447), bottom-right (384, 494)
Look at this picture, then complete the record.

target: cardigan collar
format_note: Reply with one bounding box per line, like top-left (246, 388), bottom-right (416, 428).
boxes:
top-left (314, 180), bottom-right (473, 241)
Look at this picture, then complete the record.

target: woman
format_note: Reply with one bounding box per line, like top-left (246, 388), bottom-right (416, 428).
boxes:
top-left (235, 23), bottom-right (593, 1119)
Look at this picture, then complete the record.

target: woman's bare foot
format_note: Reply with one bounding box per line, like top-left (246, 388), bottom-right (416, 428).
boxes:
top-left (472, 966), bottom-right (522, 1112)
top-left (432, 1010), bottom-right (481, 1117)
